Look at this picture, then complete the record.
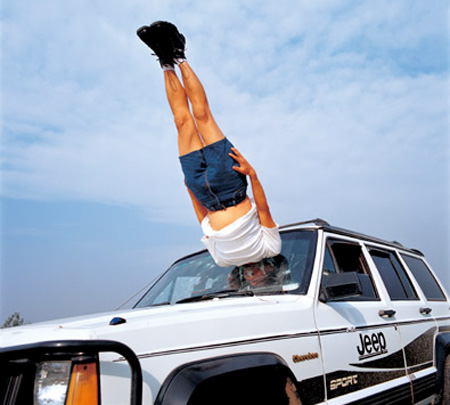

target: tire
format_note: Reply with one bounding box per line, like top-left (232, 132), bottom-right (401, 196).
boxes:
top-left (442, 355), bottom-right (450, 405)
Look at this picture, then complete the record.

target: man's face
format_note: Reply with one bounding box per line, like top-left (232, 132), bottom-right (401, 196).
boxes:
top-left (242, 262), bottom-right (273, 287)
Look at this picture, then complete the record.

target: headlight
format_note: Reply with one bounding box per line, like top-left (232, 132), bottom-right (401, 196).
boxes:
top-left (34, 359), bottom-right (99, 405)
top-left (34, 361), bottom-right (72, 405)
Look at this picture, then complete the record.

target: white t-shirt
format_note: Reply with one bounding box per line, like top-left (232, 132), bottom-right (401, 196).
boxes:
top-left (201, 201), bottom-right (282, 267)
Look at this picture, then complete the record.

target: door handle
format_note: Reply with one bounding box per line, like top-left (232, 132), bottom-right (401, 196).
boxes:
top-left (378, 309), bottom-right (396, 318)
top-left (420, 307), bottom-right (432, 315)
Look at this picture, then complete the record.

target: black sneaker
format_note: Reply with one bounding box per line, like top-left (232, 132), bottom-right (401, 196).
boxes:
top-left (137, 21), bottom-right (186, 67)
top-left (136, 22), bottom-right (174, 68)
top-left (166, 23), bottom-right (186, 62)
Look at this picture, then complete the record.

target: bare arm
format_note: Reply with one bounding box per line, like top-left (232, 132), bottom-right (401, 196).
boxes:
top-left (229, 147), bottom-right (277, 228)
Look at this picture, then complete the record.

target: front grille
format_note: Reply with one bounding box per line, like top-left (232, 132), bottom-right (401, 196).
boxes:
top-left (0, 340), bottom-right (142, 405)
top-left (0, 360), bottom-right (36, 405)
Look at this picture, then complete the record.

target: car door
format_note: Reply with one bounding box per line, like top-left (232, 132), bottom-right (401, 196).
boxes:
top-left (314, 235), bottom-right (410, 404)
top-left (367, 247), bottom-right (448, 403)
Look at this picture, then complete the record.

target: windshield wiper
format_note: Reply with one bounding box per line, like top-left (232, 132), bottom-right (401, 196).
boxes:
top-left (176, 289), bottom-right (254, 304)
top-left (149, 301), bottom-right (171, 307)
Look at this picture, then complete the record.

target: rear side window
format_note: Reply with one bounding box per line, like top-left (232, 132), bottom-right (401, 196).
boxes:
top-left (369, 249), bottom-right (418, 300)
top-left (400, 254), bottom-right (446, 301)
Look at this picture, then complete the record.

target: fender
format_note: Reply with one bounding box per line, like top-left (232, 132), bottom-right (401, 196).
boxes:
top-left (154, 352), bottom-right (292, 405)
top-left (435, 332), bottom-right (450, 390)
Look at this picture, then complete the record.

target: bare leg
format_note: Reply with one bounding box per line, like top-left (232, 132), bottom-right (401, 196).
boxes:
top-left (178, 62), bottom-right (225, 146)
top-left (285, 377), bottom-right (302, 404)
top-left (164, 69), bottom-right (203, 156)
top-left (166, 63), bottom-right (252, 231)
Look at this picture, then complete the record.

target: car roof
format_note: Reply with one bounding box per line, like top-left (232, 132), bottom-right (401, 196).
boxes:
top-left (280, 218), bottom-right (424, 257)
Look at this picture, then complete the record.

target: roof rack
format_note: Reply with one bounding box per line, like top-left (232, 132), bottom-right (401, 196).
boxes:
top-left (280, 218), bottom-right (330, 230)
top-left (279, 220), bottom-right (424, 256)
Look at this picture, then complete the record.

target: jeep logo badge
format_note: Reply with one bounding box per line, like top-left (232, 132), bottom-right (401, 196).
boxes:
top-left (356, 331), bottom-right (387, 360)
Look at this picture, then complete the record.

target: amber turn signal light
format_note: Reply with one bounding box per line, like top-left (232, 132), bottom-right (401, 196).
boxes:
top-left (66, 362), bottom-right (99, 405)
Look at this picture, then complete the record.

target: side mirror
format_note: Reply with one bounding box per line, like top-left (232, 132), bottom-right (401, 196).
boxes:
top-left (320, 271), bottom-right (362, 302)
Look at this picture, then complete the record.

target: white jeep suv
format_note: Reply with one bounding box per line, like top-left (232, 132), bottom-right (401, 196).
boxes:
top-left (1, 219), bottom-right (449, 404)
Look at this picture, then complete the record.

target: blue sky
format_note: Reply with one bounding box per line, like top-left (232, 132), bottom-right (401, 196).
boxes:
top-left (1, 0), bottom-right (449, 323)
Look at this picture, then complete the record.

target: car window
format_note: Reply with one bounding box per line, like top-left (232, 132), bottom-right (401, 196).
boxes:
top-left (400, 254), bottom-right (446, 301)
top-left (135, 230), bottom-right (317, 307)
top-left (369, 248), bottom-right (418, 300)
top-left (321, 240), bottom-right (378, 300)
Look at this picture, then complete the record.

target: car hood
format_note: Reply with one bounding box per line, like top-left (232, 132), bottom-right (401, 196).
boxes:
top-left (0, 295), bottom-right (313, 357)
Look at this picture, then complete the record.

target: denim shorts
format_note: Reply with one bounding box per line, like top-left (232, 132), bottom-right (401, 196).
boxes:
top-left (179, 138), bottom-right (248, 211)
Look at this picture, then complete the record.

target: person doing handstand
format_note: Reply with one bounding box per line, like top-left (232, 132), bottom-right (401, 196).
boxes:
top-left (137, 21), bottom-right (281, 267)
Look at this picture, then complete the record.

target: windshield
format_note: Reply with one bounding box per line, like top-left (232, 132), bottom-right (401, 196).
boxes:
top-left (135, 230), bottom-right (317, 308)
